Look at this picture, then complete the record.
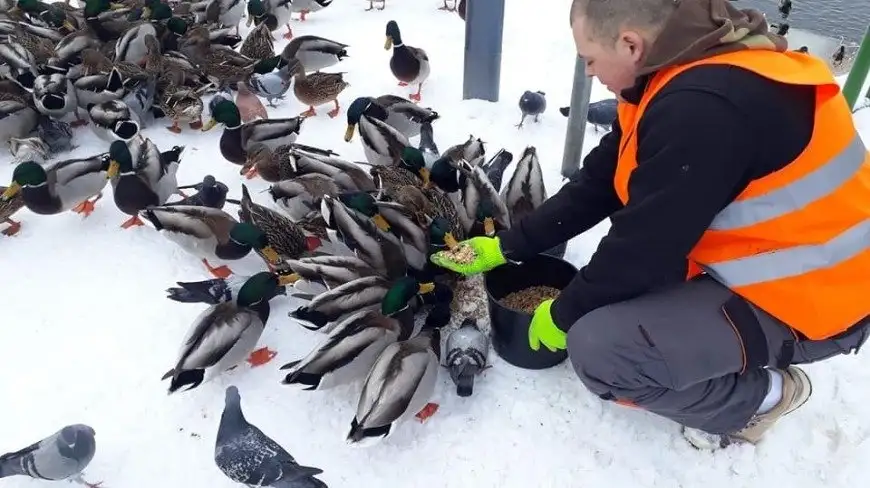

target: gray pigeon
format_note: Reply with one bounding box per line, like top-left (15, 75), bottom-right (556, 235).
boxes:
top-left (516, 90), bottom-right (546, 128)
top-left (587, 98), bottom-right (618, 132)
top-left (216, 386), bottom-right (328, 488)
top-left (445, 318), bottom-right (489, 397)
top-left (248, 70), bottom-right (293, 107)
top-left (0, 424), bottom-right (100, 487)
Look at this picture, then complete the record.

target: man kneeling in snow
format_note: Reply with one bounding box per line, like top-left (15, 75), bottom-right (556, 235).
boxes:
top-left (431, 0), bottom-right (870, 449)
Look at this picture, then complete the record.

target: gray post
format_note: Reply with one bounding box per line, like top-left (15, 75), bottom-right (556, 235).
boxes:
top-left (561, 55), bottom-right (593, 178)
top-left (462, 0), bottom-right (506, 102)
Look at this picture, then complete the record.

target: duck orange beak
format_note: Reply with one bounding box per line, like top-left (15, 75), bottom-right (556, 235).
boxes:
top-left (418, 282), bottom-right (435, 294)
top-left (483, 217), bottom-right (495, 236)
top-left (201, 118), bottom-right (218, 132)
top-left (277, 272), bottom-right (300, 285)
top-left (372, 213), bottom-right (390, 231)
top-left (261, 246), bottom-right (281, 264)
top-left (443, 232), bottom-right (459, 250)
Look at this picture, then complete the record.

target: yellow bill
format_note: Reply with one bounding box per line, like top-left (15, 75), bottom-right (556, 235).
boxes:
top-left (1, 182), bottom-right (21, 201)
top-left (373, 213), bottom-right (391, 231)
top-left (344, 124), bottom-right (356, 142)
top-left (483, 217), bottom-right (495, 236)
top-left (277, 272), bottom-right (300, 286)
top-left (109, 2), bottom-right (126, 9)
top-left (418, 167), bottom-right (431, 187)
top-left (384, 36), bottom-right (393, 50)
top-left (62, 20), bottom-right (76, 31)
top-left (201, 118), bottom-right (218, 132)
top-left (106, 160), bottom-right (120, 179)
top-left (418, 282), bottom-right (436, 294)
top-left (443, 231), bottom-right (459, 250)
top-left (261, 246), bottom-right (281, 264)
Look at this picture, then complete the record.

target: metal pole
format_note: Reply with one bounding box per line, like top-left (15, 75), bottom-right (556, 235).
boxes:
top-left (560, 55), bottom-right (593, 178)
top-left (462, 0), bottom-right (506, 102)
top-left (842, 25), bottom-right (870, 110)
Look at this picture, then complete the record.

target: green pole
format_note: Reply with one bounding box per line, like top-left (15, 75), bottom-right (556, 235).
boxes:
top-left (842, 25), bottom-right (870, 109)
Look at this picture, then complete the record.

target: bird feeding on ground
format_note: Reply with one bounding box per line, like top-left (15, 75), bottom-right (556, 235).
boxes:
top-left (516, 90), bottom-right (546, 128)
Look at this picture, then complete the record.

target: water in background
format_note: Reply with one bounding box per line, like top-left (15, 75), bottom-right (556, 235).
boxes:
top-left (741, 0), bottom-right (869, 44)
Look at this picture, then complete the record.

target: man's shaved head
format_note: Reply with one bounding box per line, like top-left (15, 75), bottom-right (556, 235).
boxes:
top-left (570, 0), bottom-right (678, 43)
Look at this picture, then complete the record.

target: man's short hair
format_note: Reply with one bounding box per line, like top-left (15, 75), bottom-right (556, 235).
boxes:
top-left (570, 0), bottom-right (678, 43)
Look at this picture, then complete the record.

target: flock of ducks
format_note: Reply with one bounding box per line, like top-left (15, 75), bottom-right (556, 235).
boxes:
top-left (0, 0), bottom-right (558, 486)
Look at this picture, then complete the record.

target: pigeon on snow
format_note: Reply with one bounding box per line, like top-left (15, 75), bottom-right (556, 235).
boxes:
top-left (215, 386), bottom-right (327, 487)
top-left (0, 424), bottom-right (100, 487)
top-left (516, 90), bottom-right (546, 128)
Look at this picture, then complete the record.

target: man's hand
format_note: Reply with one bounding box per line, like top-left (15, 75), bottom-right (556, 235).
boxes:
top-left (528, 299), bottom-right (567, 352)
top-left (429, 236), bottom-right (507, 276)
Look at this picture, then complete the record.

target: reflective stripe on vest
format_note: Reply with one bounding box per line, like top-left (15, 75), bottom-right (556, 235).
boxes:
top-left (709, 135), bottom-right (867, 231)
top-left (613, 50), bottom-right (870, 340)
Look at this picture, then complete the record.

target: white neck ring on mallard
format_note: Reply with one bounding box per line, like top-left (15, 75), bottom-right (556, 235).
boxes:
top-left (393, 42), bottom-right (404, 48)
top-left (226, 124), bottom-right (242, 130)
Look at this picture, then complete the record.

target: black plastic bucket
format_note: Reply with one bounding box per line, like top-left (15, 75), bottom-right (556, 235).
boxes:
top-left (484, 254), bottom-right (576, 369)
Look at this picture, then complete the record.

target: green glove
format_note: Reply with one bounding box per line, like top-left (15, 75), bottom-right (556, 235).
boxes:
top-left (528, 299), bottom-right (567, 352)
top-left (429, 236), bottom-right (507, 276)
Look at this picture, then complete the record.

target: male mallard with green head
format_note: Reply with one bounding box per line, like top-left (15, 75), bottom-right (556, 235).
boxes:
top-left (2, 156), bottom-right (109, 217)
top-left (140, 204), bottom-right (283, 278)
top-left (384, 20), bottom-right (430, 102)
top-left (202, 99), bottom-right (303, 165)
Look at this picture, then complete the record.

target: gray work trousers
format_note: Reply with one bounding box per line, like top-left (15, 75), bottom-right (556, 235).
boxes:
top-left (567, 275), bottom-right (870, 434)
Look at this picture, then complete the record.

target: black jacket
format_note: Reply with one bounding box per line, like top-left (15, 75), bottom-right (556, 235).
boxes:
top-left (498, 64), bottom-right (816, 331)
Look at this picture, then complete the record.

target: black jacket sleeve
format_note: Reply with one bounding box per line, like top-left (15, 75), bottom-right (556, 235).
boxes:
top-left (497, 121), bottom-right (624, 260)
top-left (549, 88), bottom-right (759, 331)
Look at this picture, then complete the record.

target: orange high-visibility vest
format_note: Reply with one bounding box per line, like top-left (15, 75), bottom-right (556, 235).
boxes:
top-left (614, 50), bottom-right (870, 340)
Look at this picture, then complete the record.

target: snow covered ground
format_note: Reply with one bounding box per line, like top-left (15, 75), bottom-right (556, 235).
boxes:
top-left (3, 1), bottom-right (870, 487)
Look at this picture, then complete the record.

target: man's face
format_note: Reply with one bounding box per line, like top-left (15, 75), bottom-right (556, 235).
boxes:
top-left (572, 15), bottom-right (646, 95)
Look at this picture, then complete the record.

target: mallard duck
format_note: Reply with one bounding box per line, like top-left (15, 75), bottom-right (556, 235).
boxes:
top-left (501, 146), bottom-right (546, 226)
top-left (267, 173), bottom-right (340, 220)
top-left (166, 271), bottom-right (293, 304)
top-left (239, 21), bottom-right (273, 60)
top-left (369, 146), bottom-right (430, 190)
top-left (246, 0), bottom-right (293, 41)
top-left (279, 300), bottom-right (414, 390)
top-left (346, 326), bottom-right (440, 446)
top-left (443, 134), bottom-right (485, 164)
top-left (50, 29), bottom-right (101, 67)
top-left (281, 34), bottom-right (348, 72)
top-left (479, 147), bottom-right (513, 192)
top-left (0, 40), bottom-right (38, 88)
top-left (205, 0), bottom-right (245, 35)
top-left (243, 143), bottom-right (297, 182)
top-left (2, 156), bottom-right (109, 216)
top-left (88, 99), bottom-right (141, 141)
top-left (384, 20), bottom-right (430, 102)
top-left (80, 47), bottom-right (148, 81)
top-left (457, 159), bottom-right (510, 237)
top-left (114, 21), bottom-right (156, 64)
top-left (139, 204), bottom-right (283, 278)
top-left (9, 136), bottom-right (49, 164)
top-left (202, 99), bottom-right (304, 165)
top-left (289, 0), bottom-right (331, 21)
top-left (159, 86), bottom-right (206, 133)
top-left (0, 183), bottom-right (24, 236)
top-left (418, 120), bottom-right (440, 167)
top-left (0, 79), bottom-right (39, 141)
top-left (348, 95), bottom-right (437, 139)
top-left (161, 271), bottom-right (284, 393)
top-left (179, 26), bottom-right (254, 87)
top-left (228, 184), bottom-right (323, 265)
top-left (286, 148), bottom-right (375, 191)
top-left (320, 193), bottom-right (408, 278)
top-left (107, 138), bottom-right (185, 228)
top-left (287, 59), bottom-right (349, 119)
top-left (0, 21), bottom-right (59, 64)
top-left (281, 254), bottom-right (377, 290)
top-left (73, 67), bottom-right (125, 120)
top-left (345, 97), bottom-right (410, 166)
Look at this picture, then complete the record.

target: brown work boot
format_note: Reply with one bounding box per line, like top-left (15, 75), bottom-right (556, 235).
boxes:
top-left (682, 366), bottom-right (813, 450)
